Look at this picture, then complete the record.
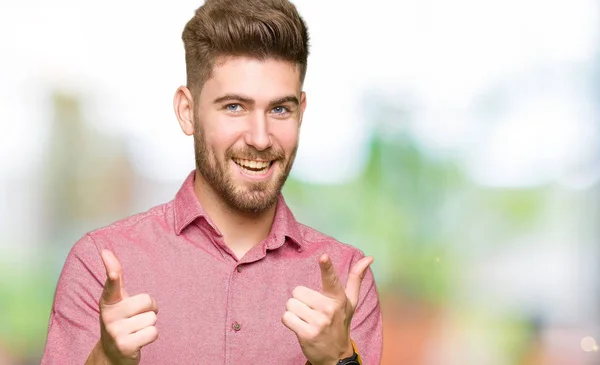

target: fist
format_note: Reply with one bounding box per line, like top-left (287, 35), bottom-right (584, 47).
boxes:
top-left (98, 250), bottom-right (159, 365)
top-left (282, 254), bottom-right (373, 365)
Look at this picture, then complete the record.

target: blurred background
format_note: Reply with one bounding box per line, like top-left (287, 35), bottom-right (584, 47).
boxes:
top-left (1, 0), bottom-right (599, 364)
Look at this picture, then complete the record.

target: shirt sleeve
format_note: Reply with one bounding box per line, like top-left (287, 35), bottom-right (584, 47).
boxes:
top-left (41, 234), bottom-right (105, 365)
top-left (348, 250), bottom-right (383, 365)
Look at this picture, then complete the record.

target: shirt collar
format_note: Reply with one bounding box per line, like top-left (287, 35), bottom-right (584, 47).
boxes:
top-left (266, 194), bottom-right (303, 251)
top-left (173, 170), bottom-right (303, 251)
top-left (173, 170), bottom-right (210, 236)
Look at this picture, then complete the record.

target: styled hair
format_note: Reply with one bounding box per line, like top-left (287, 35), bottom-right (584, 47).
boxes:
top-left (182, 0), bottom-right (310, 96)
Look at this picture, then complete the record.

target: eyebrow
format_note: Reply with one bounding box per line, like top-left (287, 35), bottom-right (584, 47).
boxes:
top-left (268, 96), bottom-right (299, 107)
top-left (212, 94), bottom-right (299, 107)
top-left (213, 94), bottom-right (255, 105)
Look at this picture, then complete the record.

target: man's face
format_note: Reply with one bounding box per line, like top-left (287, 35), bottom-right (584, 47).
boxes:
top-left (193, 56), bottom-right (306, 213)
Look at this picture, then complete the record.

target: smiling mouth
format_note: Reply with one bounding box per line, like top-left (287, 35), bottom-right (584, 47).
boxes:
top-left (232, 158), bottom-right (274, 175)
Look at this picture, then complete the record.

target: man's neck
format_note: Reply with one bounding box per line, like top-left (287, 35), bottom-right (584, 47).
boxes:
top-left (193, 170), bottom-right (277, 260)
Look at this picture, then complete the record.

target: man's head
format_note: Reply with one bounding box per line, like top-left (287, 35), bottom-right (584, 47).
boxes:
top-left (174, 0), bottom-right (310, 213)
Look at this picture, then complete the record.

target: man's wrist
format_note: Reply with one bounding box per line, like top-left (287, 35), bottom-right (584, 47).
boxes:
top-left (304, 339), bottom-right (361, 365)
top-left (85, 341), bottom-right (111, 365)
top-left (338, 339), bottom-right (362, 365)
top-left (339, 340), bottom-right (355, 359)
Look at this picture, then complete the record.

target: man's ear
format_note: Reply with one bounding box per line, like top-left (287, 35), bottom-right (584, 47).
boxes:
top-left (298, 91), bottom-right (307, 127)
top-left (174, 86), bottom-right (195, 136)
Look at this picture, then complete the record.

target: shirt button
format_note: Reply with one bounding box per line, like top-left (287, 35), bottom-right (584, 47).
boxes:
top-left (232, 322), bottom-right (241, 331)
top-left (236, 265), bottom-right (243, 273)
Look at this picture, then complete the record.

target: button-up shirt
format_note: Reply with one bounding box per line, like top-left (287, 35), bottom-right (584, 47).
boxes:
top-left (41, 171), bottom-right (383, 364)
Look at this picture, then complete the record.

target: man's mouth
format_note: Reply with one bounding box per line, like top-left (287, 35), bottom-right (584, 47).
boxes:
top-left (232, 158), bottom-right (274, 175)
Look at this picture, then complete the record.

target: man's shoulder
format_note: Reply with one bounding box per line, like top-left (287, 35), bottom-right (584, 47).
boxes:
top-left (85, 200), bottom-right (173, 242)
top-left (296, 222), bottom-right (365, 256)
top-left (60, 201), bottom-right (175, 282)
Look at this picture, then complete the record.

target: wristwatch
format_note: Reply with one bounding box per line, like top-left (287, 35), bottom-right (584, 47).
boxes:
top-left (337, 350), bottom-right (360, 365)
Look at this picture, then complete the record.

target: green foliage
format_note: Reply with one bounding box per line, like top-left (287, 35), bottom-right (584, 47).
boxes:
top-left (285, 133), bottom-right (464, 304)
top-left (285, 130), bottom-right (547, 306)
top-left (0, 264), bottom-right (55, 359)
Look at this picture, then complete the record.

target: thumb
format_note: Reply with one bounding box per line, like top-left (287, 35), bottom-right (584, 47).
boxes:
top-left (345, 256), bottom-right (374, 310)
top-left (100, 249), bottom-right (128, 305)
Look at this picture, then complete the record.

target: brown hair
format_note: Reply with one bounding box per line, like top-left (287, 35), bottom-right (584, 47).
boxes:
top-left (182, 0), bottom-right (310, 97)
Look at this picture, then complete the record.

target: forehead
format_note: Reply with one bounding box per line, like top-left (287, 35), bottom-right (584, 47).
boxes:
top-left (201, 56), bottom-right (302, 101)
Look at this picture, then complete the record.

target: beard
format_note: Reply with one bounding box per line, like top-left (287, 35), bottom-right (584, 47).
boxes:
top-left (193, 118), bottom-right (297, 214)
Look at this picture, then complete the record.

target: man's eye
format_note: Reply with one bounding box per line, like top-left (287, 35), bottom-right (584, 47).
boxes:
top-left (272, 106), bottom-right (290, 114)
top-left (225, 104), bottom-right (243, 112)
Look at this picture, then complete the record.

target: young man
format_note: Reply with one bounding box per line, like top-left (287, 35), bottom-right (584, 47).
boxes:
top-left (41, 1), bottom-right (383, 364)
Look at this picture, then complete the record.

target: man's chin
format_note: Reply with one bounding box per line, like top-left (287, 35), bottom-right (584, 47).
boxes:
top-left (220, 168), bottom-right (288, 212)
top-left (228, 196), bottom-right (278, 213)
top-left (224, 184), bottom-right (280, 212)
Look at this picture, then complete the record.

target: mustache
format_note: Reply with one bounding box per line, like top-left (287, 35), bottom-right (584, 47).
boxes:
top-left (225, 147), bottom-right (285, 161)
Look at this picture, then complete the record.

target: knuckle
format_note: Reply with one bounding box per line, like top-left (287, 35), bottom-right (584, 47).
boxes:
top-left (293, 286), bottom-right (310, 299)
top-left (306, 327), bottom-right (319, 340)
top-left (315, 315), bottom-right (331, 329)
top-left (104, 323), bottom-right (120, 339)
top-left (291, 286), bottom-right (302, 298)
top-left (114, 337), bottom-right (128, 352)
top-left (281, 311), bottom-right (293, 325)
top-left (323, 303), bottom-right (336, 316)
top-left (100, 311), bottom-right (112, 325)
top-left (141, 293), bottom-right (153, 308)
top-left (147, 325), bottom-right (159, 341)
top-left (148, 311), bottom-right (158, 324)
top-left (321, 315), bottom-right (333, 327)
top-left (101, 306), bottom-right (119, 322)
top-left (328, 276), bottom-right (339, 287)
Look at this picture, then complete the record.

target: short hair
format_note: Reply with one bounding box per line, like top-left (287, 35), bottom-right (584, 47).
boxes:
top-left (181, 0), bottom-right (310, 97)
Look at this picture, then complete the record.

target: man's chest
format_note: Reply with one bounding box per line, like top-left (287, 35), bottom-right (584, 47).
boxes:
top-left (120, 247), bottom-right (320, 363)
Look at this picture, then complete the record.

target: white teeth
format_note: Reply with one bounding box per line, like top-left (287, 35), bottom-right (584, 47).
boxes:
top-left (242, 167), bottom-right (268, 175)
top-left (233, 158), bottom-right (270, 169)
top-left (233, 158), bottom-right (271, 175)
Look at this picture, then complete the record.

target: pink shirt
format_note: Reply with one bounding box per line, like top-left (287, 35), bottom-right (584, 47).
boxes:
top-left (42, 171), bottom-right (383, 364)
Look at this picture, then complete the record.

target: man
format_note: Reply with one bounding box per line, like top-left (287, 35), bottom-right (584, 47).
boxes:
top-left (41, 0), bottom-right (383, 364)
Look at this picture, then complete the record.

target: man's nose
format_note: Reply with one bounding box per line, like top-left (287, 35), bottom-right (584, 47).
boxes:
top-left (243, 112), bottom-right (273, 151)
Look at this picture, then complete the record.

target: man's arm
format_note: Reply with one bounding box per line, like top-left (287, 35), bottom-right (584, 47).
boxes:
top-left (42, 235), bottom-right (105, 364)
top-left (348, 250), bottom-right (383, 365)
top-left (42, 237), bottom-right (159, 365)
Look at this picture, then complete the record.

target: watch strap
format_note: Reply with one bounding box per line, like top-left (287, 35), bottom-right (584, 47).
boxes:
top-left (339, 339), bottom-right (362, 365)
top-left (304, 339), bottom-right (362, 365)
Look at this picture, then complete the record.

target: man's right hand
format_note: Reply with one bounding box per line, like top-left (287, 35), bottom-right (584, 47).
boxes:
top-left (87, 249), bottom-right (159, 365)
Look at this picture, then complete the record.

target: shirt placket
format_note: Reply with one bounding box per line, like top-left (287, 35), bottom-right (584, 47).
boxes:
top-left (224, 260), bottom-right (246, 365)
top-left (222, 239), bottom-right (274, 364)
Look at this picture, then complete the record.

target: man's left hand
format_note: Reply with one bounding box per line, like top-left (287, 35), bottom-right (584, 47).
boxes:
top-left (282, 254), bottom-right (373, 365)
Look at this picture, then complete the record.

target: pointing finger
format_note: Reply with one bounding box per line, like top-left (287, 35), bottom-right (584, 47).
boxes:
top-left (101, 249), bottom-right (128, 305)
top-left (345, 256), bottom-right (374, 310)
top-left (319, 254), bottom-right (345, 299)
